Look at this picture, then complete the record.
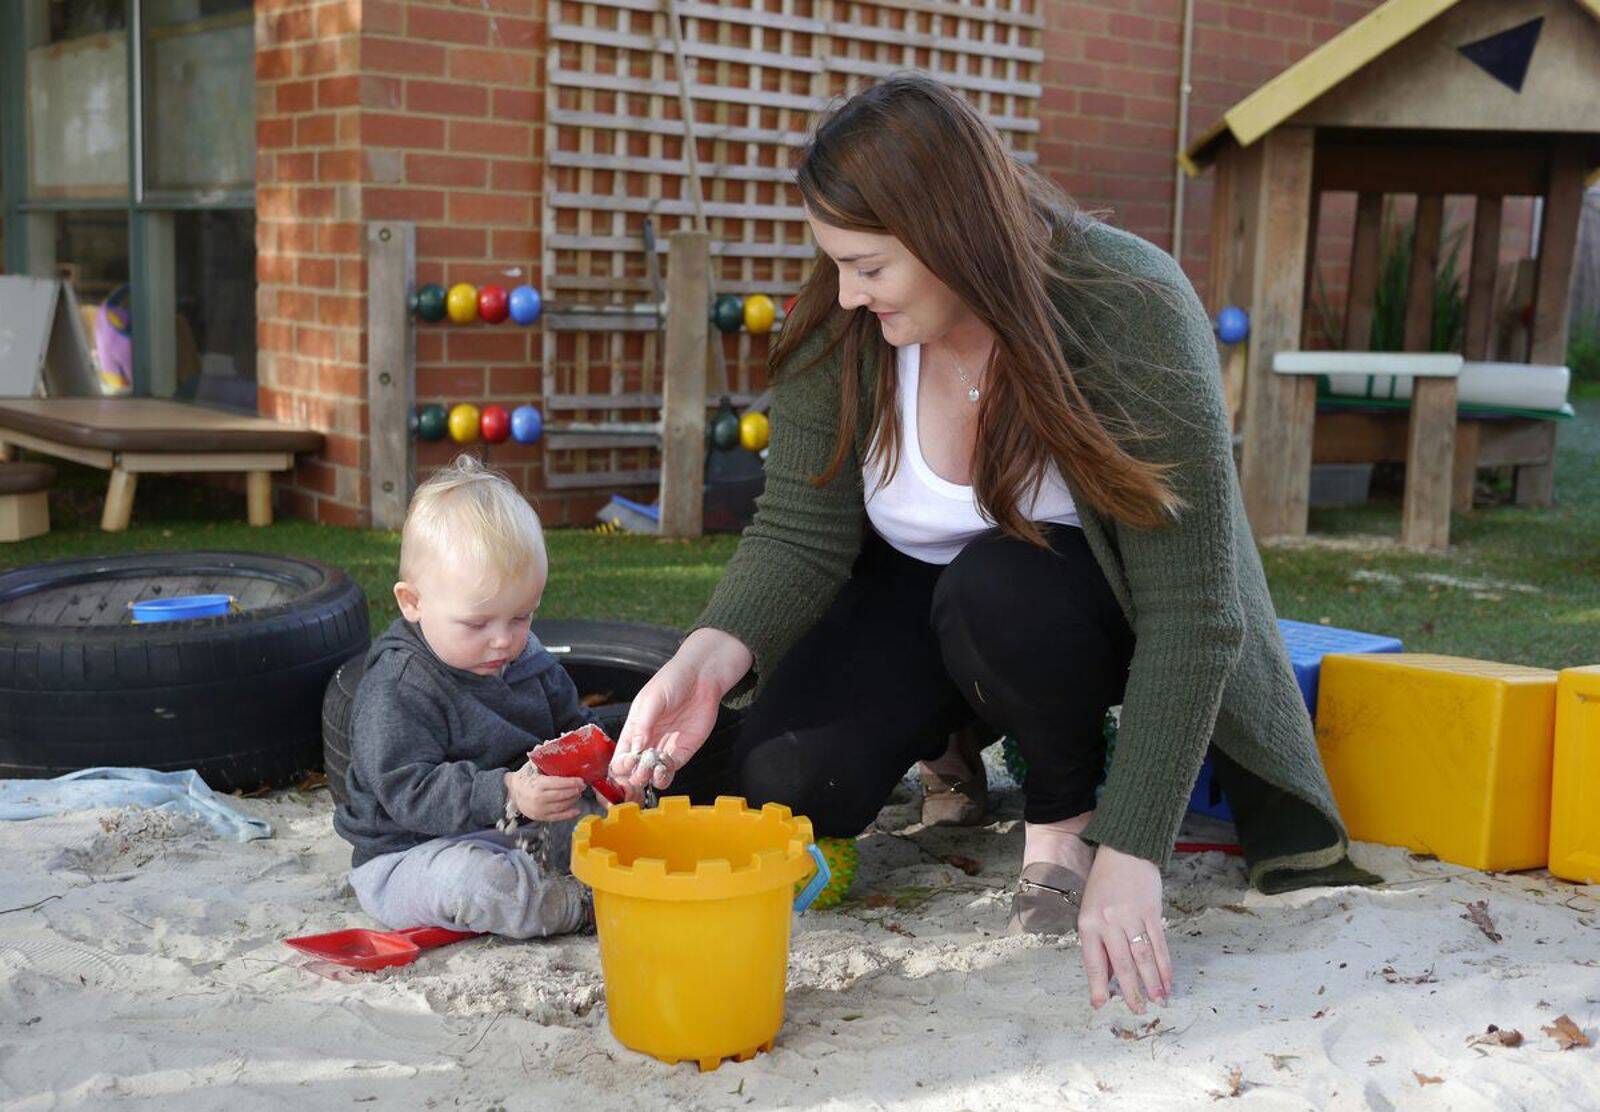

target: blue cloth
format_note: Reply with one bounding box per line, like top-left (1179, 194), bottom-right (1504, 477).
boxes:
top-left (0, 767), bottom-right (273, 842)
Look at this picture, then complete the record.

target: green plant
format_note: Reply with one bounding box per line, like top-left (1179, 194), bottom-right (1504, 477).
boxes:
top-left (1307, 203), bottom-right (1467, 353)
top-left (1569, 313), bottom-right (1600, 386)
top-left (1370, 207), bottom-right (1467, 353)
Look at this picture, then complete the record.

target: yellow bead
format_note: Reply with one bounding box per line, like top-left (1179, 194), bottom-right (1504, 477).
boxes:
top-left (742, 293), bottom-right (776, 334)
top-left (738, 411), bottom-right (769, 453)
top-left (446, 283), bottom-right (479, 324)
top-left (447, 403), bottom-right (481, 443)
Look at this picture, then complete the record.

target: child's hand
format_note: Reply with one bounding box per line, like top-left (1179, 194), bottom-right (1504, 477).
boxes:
top-left (504, 768), bottom-right (586, 822)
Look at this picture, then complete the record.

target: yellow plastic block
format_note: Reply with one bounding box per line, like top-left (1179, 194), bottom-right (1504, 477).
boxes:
top-left (1550, 666), bottom-right (1600, 884)
top-left (1315, 653), bottom-right (1557, 871)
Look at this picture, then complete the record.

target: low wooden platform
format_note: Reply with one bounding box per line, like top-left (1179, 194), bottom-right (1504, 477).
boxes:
top-left (0, 399), bottom-right (324, 532)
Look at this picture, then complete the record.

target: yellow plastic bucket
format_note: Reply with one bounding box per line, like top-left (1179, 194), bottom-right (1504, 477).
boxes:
top-left (571, 795), bottom-right (829, 1071)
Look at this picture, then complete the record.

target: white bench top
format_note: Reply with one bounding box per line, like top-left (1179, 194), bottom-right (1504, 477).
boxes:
top-left (1272, 352), bottom-right (1464, 377)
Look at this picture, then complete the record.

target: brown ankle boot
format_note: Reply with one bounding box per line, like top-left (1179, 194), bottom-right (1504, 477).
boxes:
top-left (919, 725), bottom-right (988, 826)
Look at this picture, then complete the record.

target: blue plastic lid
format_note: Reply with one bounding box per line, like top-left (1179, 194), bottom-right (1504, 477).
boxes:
top-left (130, 594), bottom-right (234, 623)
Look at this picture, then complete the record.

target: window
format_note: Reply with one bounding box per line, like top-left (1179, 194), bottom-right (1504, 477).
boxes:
top-left (1, 0), bottom-right (256, 406)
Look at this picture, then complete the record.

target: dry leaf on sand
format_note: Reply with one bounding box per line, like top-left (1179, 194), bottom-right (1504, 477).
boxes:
top-left (1413, 1071), bottom-right (1444, 1086)
top-left (1542, 1015), bottom-right (1592, 1051)
top-left (1460, 900), bottom-right (1503, 943)
top-left (1466, 1025), bottom-right (1523, 1049)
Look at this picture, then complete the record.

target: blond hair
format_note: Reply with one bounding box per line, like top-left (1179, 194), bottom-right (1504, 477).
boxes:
top-left (399, 455), bottom-right (547, 587)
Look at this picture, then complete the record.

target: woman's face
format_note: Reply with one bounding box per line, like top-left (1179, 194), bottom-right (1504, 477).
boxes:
top-left (806, 211), bottom-right (972, 348)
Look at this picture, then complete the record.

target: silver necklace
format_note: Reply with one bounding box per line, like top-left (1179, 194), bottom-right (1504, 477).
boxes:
top-left (947, 347), bottom-right (983, 403)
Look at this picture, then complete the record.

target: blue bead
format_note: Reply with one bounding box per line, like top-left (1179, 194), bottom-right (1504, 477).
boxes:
top-left (1215, 305), bottom-right (1250, 345)
top-left (510, 404), bottom-right (543, 444)
top-left (508, 285), bottom-right (543, 326)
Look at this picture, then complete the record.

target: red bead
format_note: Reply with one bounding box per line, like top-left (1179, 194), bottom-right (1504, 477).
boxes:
top-left (477, 285), bottom-right (510, 324)
top-left (480, 404), bottom-right (511, 443)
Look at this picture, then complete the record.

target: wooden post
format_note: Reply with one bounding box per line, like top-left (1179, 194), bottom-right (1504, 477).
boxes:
top-left (1238, 127), bottom-right (1317, 541)
top-left (1343, 192), bottom-right (1383, 350)
top-left (1452, 422), bottom-right (1480, 514)
top-left (1399, 194), bottom-right (1455, 551)
top-left (1207, 149), bottom-right (1256, 431)
top-left (246, 471), bottom-right (274, 527)
top-left (366, 222), bottom-right (416, 531)
top-left (1463, 195), bottom-right (1502, 361)
top-left (1530, 137), bottom-right (1587, 366)
top-left (660, 231), bottom-right (710, 538)
top-left (102, 469), bottom-right (136, 532)
top-left (1299, 187), bottom-right (1322, 348)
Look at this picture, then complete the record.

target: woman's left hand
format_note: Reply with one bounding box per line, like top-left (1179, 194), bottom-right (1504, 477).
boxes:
top-left (1076, 845), bottom-right (1172, 1014)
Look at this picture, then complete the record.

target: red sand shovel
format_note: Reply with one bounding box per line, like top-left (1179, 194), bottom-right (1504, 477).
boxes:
top-left (285, 924), bottom-right (482, 971)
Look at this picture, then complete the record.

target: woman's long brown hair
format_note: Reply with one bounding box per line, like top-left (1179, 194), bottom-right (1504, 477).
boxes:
top-left (772, 74), bottom-right (1183, 539)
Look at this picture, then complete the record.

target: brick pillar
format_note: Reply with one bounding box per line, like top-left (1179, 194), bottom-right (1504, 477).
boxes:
top-left (256, 0), bottom-right (546, 527)
top-left (256, 0), bottom-right (366, 525)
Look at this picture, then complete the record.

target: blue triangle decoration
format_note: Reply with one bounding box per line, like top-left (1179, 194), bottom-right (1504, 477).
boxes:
top-left (1458, 16), bottom-right (1543, 93)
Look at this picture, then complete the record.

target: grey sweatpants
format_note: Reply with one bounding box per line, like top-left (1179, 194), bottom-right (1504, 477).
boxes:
top-left (349, 820), bottom-right (591, 940)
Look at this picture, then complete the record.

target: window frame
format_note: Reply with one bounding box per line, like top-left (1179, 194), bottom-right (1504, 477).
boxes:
top-left (0, 0), bottom-right (256, 400)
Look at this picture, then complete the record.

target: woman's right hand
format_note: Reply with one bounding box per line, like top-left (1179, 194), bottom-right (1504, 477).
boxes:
top-left (611, 627), bottom-right (753, 791)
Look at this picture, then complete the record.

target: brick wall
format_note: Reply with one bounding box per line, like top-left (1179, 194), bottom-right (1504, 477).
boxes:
top-left (256, 0), bottom-right (1548, 527)
top-left (255, 0), bottom-right (368, 526)
top-left (256, 0), bottom-right (564, 527)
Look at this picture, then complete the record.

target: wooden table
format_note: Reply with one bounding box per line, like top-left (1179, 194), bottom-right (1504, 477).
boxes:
top-left (0, 398), bottom-right (323, 531)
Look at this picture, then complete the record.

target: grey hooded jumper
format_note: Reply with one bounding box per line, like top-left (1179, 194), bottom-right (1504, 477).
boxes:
top-left (334, 618), bottom-right (595, 868)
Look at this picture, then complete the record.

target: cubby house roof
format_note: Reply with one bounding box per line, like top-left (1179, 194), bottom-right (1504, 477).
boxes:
top-left (1182, 0), bottom-right (1600, 176)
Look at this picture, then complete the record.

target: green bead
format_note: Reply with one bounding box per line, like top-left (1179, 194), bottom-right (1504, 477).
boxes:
top-left (710, 409), bottom-right (741, 451)
top-left (711, 294), bottom-right (745, 334)
top-left (415, 403), bottom-right (448, 441)
top-left (414, 283), bottom-right (447, 323)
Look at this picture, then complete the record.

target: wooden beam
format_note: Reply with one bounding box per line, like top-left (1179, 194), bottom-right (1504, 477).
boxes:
top-left (1512, 422), bottom-right (1558, 507)
top-left (1239, 127), bottom-right (1317, 541)
top-left (1401, 378), bottom-right (1457, 551)
top-left (1314, 140), bottom-right (1549, 197)
top-left (1403, 194), bottom-right (1443, 353)
top-left (366, 222), bottom-right (415, 531)
top-left (1530, 138), bottom-right (1588, 365)
top-left (659, 231), bottom-right (710, 538)
top-left (1343, 192), bottom-right (1383, 350)
top-left (1463, 196), bottom-right (1502, 361)
top-left (1399, 194), bottom-right (1454, 551)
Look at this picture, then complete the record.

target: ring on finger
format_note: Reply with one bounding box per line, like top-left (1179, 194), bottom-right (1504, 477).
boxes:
top-left (1128, 933), bottom-right (1149, 945)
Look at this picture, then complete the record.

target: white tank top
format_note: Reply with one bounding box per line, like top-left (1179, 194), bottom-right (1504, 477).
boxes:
top-left (863, 343), bottom-right (1080, 565)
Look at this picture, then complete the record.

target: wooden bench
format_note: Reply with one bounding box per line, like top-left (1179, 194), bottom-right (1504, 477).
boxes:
top-left (0, 461), bottom-right (55, 542)
top-left (0, 399), bottom-right (323, 532)
top-left (1271, 352), bottom-right (1569, 550)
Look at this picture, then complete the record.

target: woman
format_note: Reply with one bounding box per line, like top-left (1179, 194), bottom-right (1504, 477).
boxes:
top-left (612, 75), bottom-right (1372, 1014)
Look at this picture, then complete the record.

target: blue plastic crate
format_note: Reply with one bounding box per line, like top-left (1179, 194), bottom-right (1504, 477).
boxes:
top-left (1275, 618), bottom-right (1404, 717)
top-left (1185, 619), bottom-right (1404, 821)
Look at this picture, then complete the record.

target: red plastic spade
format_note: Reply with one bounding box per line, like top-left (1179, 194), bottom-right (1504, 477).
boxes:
top-left (284, 925), bottom-right (481, 971)
top-left (529, 722), bottom-right (627, 803)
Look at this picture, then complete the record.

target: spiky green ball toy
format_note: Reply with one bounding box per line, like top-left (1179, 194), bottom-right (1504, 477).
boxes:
top-left (799, 836), bottom-right (859, 909)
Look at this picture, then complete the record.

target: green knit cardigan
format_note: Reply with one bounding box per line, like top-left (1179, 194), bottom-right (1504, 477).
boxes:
top-left (694, 218), bottom-right (1360, 888)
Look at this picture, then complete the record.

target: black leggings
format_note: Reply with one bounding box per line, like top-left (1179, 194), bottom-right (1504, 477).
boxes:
top-left (676, 526), bottom-right (1136, 837)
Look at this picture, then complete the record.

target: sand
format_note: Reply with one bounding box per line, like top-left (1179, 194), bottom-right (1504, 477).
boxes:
top-left (2, 764), bottom-right (1598, 1110)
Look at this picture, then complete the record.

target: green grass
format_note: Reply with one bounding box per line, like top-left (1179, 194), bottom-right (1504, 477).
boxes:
top-left (5, 400), bottom-right (1598, 669)
top-left (0, 465), bottom-right (738, 632)
top-left (1261, 398), bottom-right (1600, 669)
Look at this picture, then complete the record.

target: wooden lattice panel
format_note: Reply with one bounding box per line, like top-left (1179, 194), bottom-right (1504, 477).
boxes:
top-left (543, 0), bottom-right (1042, 491)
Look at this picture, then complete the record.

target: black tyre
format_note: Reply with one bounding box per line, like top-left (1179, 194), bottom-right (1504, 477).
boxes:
top-left (0, 551), bottom-right (369, 792)
top-left (321, 619), bottom-right (737, 807)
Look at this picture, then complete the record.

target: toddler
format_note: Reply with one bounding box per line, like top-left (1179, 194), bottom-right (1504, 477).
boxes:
top-left (333, 456), bottom-right (601, 938)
